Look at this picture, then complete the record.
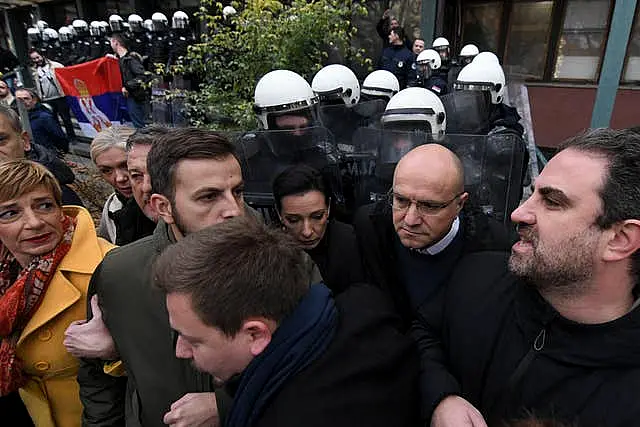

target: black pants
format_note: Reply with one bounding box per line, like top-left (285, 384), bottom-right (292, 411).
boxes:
top-left (46, 97), bottom-right (76, 138)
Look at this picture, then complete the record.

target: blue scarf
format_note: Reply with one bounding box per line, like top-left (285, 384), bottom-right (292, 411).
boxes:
top-left (225, 283), bottom-right (338, 427)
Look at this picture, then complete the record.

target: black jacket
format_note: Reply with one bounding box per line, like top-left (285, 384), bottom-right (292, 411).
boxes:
top-left (119, 51), bottom-right (149, 102)
top-left (250, 284), bottom-right (421, 427)
top-left (413, 251), bottom-right (640, 426)
top-left (306, 220), bottom-right (364, 294)
top-left (27, 143), bottom-right (83, 206)
top-left (376, 18), bottom-right (413, 50)
top-left (78, 221), bottom-right (214, 427)
top-left (353, 200), bottom-right (513, 329)
top-left (379, 45), bottom-right (415, 89)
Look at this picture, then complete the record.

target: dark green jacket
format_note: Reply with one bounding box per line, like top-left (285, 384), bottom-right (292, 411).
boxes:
top-left (78, 221), bottom-right (215, 427)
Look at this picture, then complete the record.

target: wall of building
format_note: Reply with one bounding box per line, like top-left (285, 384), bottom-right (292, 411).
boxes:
top-left (527, 84), bottom-right (640, 148)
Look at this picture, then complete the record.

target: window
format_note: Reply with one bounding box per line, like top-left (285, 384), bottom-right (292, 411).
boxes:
top-left (462, 2), bottom-right (503, 53)
top-left (623, 8), bottom-right (640, 83)
top-left (553, 0), bottom-right (612, 80)
top-left (503, 1), bottom-right (554, 79)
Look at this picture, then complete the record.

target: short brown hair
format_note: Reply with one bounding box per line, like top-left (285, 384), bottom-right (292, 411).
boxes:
top-left (0, 160), bottom-right (62, 205)
top-left (146, 127), bottom-right (238, 201)
top-left (153, 216), bottom-right (310, 336)
top-left (125, 125), bottom-right (169, 152)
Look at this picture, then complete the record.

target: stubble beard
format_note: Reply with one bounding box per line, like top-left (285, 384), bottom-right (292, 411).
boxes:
top-left (509, 225), bottom-right (599, 299)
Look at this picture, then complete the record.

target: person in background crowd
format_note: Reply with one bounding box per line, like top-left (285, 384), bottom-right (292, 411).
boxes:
top-left (0, 160), bottom-right (113, 427)
top-left (354, 144), bottom-right (511, 329)
top-left (15, 88), bottom-right (69, 155)
top-left (412, 38), bottom-right (425, 56)
top-left (379, 27), bottom-right (415, 89)
top-left (376, 9), bottom-right (412, 50)
top-left (0, 46), bottom-right (19, 75)
top-left (29, 48), bottom-right (76, 140)
top-left (273, 164), bottom-right (364, 293)
top-left (0, 105), bottom-right (82, 206)
top-left (124, 126), bottom-right (169, 225)
top-left (155, 215), bottom-right (421, 427)
top-left (90, 125), bottom-right (157, 245)
top-left (110, 33), bottom-right (149, 129)
top-left (0, 80), bottom-right (15, 110)
top-left (417, 129), bottom-right (640, 427)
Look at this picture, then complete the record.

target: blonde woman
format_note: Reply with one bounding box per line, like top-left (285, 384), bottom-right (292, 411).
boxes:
top-left (90, 126), bottom-right (154, 245)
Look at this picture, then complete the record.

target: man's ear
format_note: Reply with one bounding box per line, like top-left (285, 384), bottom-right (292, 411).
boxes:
top-left (457, 191), bottom-right (469, 212)
top-left (602, 219), bottom-right (640, 263)
top-left (150, 193), bottom-right (174, 225)
top-left (21, 131), bottom-right (31, 152)
top-left (242, 320), bottom-right (273, 357)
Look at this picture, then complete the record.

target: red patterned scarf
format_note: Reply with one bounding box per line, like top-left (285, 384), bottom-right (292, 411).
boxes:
top-left (0, 214), bottom-right (76, 396)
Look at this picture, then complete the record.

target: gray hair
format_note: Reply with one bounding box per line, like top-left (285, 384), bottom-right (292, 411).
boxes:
top-left (90, 126), bottom-right (136, 163)
top-left (0, 105), bottom-right (22, 133)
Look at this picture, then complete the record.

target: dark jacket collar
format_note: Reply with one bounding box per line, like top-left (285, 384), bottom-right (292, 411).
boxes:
top-left (514, 278), bottom-right (640, 368)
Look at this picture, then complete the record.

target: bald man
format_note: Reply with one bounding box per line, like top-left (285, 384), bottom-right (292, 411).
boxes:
top-left (353, 144), bottom-right (511, 328)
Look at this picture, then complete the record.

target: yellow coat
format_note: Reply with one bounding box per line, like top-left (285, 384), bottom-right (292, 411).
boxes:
top-left (16, 206), bottom-right (115, 427)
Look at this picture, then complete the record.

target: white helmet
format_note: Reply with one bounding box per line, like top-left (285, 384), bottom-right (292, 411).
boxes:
top-left (416, 49), bottom-right (442, 70)
top-left (36, 20), bottom-right (48, 31)
top-left (455, 60), bottom-right (506, 104)
top-left (311, 64), bottom-right (360, 107)
top-left (151, 12), bottom-right (169, 31)
top-left (254, 70), bottom-right (318, 130)
top-left (98, 21), bottom-right (109, 35)
top-left (72, 19), bottom-right (88, 33)
top-left (143, 19), bottom-right (153, 32)
top-left (361, 70), bottom-right (399, 101)
top-left (89, 21), bottom-right (101, 36)
top-left (432, 37), bottom-right (451, 63)
top-left (381, 87), bottom-right (446, 139)
top-left (172, 11), bottom-right (189, 29)
top-left (460, 44), bottom-right (479, 58)
top-left (222, 6), bottom-right (237, 18)
top-left (432, 37), bottom-right (449, 49)
top-left (59, 26), bottom-right (72, 42)
top-left (472, 51), bottom-right (500, 65)
top-left (128, 14), bottom-right (143, 32)
top-left (109, 14), bottom-right (124, 32)
top-left (27, 27), bottom-right (40, 42)
top-left (43, 28), bottom-right (59, 40)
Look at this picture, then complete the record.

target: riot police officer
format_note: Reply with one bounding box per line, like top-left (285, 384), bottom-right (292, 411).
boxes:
top-left (127, 14), bottom-right (147, 57)
top-left (432, 37), bottom-right (451, 72)
top-left (109, 14), bottom-right (125, 34)
top-left (247, 69), bottom-right (346, 221)
top-left (454, 52), bottom-right (524, 136)
top-left (72, 19), bottom-right (91, 63)
top-left (148, 13), bottom-right (169, 67)
top-left (58, 27), bottom-right (76, 65)
top-left (89, 21), bottom-right (104, 60)
top-left (361, 70), bottom-right (399, 105)
top-left (447, 43), bottom-right (479, 89)
top-left (414, 49), bottom-right (448, 95)
top-left (167, 11), bottom-right (194, 69)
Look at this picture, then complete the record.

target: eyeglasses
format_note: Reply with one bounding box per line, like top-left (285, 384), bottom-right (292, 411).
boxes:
top-left (388, 190), bottom-right (463, 216)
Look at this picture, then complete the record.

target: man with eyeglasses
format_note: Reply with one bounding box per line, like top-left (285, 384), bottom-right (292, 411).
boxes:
top-left (354, 143), bottom-right (512, 329)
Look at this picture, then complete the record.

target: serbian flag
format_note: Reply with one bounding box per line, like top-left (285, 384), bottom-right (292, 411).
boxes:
top-left (55, 56), bottom-right (130, 137)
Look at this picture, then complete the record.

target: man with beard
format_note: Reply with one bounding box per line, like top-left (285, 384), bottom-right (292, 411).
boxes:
top-left (76, 128), bottom-right (246, 427)
top-left (413, 128), bottom-right (640, 427)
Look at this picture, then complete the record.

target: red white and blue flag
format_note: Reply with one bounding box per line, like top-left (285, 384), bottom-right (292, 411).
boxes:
top-left (55, 57), bottom-right (130, 137)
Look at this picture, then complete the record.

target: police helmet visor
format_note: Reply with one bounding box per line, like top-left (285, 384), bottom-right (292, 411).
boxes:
top-left (453, 81), bottom-right (498, 92)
